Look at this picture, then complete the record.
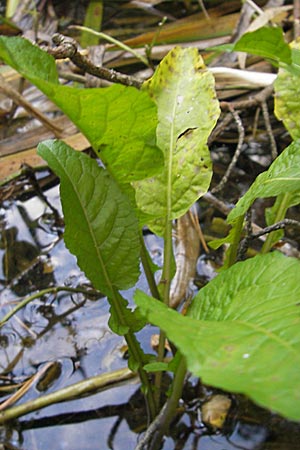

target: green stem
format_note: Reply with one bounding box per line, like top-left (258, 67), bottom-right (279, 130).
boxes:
top-left (226, 215), bottom-right (244, 267)
top-left (153, 329), bottom-right (167, 408)
top-left (262, 193), bottom-right (291, 254)
top-left (151, 355), bottom-right (187, 448)
top-left (71, 26), bottom-right (149, 67)
top-left (0, 286), bottom-right (100, 327)
top-left (125, 331), bottom-right (157, 419)
top-left (112, 289), bottom-right (156, 420)
top-left (139, 233), bottom-right (161, 301)
top-left (161, 355), bottom-right (187, 428)
top-left (140, 232), bottom-right (166, 410)
top-left (153, 219), bottom-right (174, 408)
top-left (161, 219), bottom-right (173, 305)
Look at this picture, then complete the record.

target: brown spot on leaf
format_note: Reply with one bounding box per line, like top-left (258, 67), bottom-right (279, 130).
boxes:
top-left (177, 127), bottom-right (197, 140)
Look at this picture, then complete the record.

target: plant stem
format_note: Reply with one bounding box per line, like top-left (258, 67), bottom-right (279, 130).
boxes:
top-left (161, 219), bottom-right (173, 306)
top-left (112, 289), bottom-right (157, 420)
top-left (160, 355), bottom-right (187, 429)
top-left (51, 33), bottom-right (142, 88)
top-left (153, 219), bottom-right (174, 408)
top-left (70, 26), bottom-right (149, 67)
top-left (139, 233), bottom-right (161, 301)
top-left (140, 232), bottom-right (167, 410)
top-left (153, 329), bottom-right (167, 408)
top-left (226, 215), bottom-right (244, 267)
top-left (149, 355), bottom-right (187, 449)
top-left (125, 331), bottom-right (157, 420)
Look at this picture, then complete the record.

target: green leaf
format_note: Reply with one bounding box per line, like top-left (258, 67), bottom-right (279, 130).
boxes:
top-left (0, 36), bottom-right (163, 185)
top-left (0, 35), bottom-right (59, 84)
top-left (143, 362), bottom-right (169, 372)
top-left (207, 43), bottom-right (235, 53)
top-left (108, 297), bottom-right (147, 336)
top-left (228, 140), bottom-right (300, 222)
top-left (274, 42), bottom-right (300, 140)
top-left (135, 47), bottom-right (220, 232)
top-left (208, 217), bottom-right (244, 270)
top-left (291, 48), bottom-right (300, 68)
top-left (264, 191), bottom-right (300, 248)
top-left (80, 1), bottom-right (103, 47)
top-left (50, 84), bottom-right (163, 184)
top-left (37, 139), bottom-right (140, 297)
top-left (233, 26), bottom-right (291, 65)
top-left (134, 252), bottom-right (300, 421)
top-left (209, 222), bottom-right (237, 250)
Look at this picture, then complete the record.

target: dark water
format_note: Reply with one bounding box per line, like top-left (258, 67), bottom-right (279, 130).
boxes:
top-left (1, 171), bottom-right (300, 450)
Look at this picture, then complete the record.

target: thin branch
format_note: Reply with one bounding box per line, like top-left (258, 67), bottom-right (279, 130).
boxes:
top-left (135, 401), bottom-right (168, 450)
top-left (252, 106), bottom-right (261, 138)
top-left (252, 218), bottom-right (300, 239)
top-left (69, 25), bottom-right (149, 67)
top-left (0, 362), bottom-right (54, 411)
top-left (261, 100), bottom-right (277, 160)
top-left (294, 0), bottom-right (300, 39)
top-left (238, 218), bottom-right (300, 260)
top-left (245, 0), bottom-right (264, 14)
top-left (237, 209), bottom-right (252, 260)
top-left (219, 84), bottom-right (274, 111)
top-left (208, 112), bottom-right (233, 145)
top-left (203, 191), bottom-right (233, 216)
top-left (0, 75), bottom-right (63, 137)
top-left (48, 34), bottom-right (142, 89)
top-left (197, 0), bottom-right (210, 20)
top-left (211, 106), bottom-right (245, 194)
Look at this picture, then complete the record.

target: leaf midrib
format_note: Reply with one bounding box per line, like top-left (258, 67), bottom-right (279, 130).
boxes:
top-left (166, 88), bottom-right (180, 222)
top-left (218, 318), bottom-right (300, 358)
top-left (59, 155), bottom-right (115, 295)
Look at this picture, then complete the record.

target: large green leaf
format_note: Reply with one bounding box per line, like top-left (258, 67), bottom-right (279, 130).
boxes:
top-left (233, 26), bottom-right (291, 66)
top-left (228, 140), bottom-right (300, 222)
top-left (134, 47), bottom-right (220, 231)
top-left (37, 140), bottom-right (140, 297)
top-left (51, 84), bottom-right (163, 184)
top-left (0, 36), bottom-right (163, 184)
top-left (134, 252), bottom-right (300, 421)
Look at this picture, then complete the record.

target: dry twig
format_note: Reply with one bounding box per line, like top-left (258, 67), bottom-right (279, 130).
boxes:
top-left (0, 75), bottom-right (63, 138)
top-left (48, 34), bottom-right (142, 89)
top-left (261, 99), bottom-right (278, 159)
top-left (211, 106), bottom-right (245, 194)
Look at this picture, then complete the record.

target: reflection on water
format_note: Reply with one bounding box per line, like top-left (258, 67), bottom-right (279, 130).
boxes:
top-left (0, 226), bottom-right (39, 282)
top-left (1, 172), bottom-right (300, 450)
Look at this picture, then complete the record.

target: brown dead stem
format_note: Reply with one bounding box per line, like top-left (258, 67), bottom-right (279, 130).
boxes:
top-left (169, 209), bottom-right (201, 309)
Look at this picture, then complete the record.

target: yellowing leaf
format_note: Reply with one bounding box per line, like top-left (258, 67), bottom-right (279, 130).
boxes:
top-left (135, 47), bottom-right (220, 233)
top-left (274, 41), bottom-right (300, 140)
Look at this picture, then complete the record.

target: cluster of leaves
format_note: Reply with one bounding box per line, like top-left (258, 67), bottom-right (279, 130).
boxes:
top-left (0, 24), bottom-right (300, 427)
